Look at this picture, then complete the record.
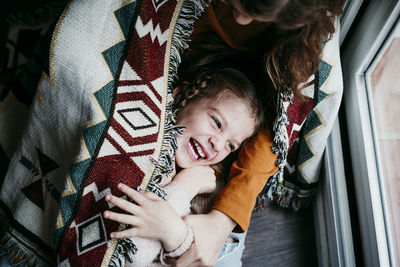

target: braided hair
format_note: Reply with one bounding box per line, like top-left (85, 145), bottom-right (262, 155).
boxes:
top-left (174, 35), bottom-right (266, 181)
top-left (174, 67), bottom-right (263, 181)
top-left (174, 67), bottom-right (264, 135)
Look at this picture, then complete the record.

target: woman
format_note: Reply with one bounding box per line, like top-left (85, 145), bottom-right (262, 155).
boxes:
top-left (110, 1), bottom-right (346, 266)
top-left (173, 0), bottom-right (347, 266)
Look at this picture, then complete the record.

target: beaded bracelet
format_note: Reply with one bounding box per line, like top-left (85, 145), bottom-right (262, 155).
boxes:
top-left (165, 225), bottom-right (193, 258)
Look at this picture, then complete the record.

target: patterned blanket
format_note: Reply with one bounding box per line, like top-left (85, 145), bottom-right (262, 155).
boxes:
top-left (259, 29), bottom-right (343, 209)
top-left (0, 0), bottom-right (342, 266)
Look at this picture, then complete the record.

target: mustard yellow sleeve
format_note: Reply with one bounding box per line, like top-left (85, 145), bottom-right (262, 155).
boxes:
top-left (212, 129), bottom-right (278, 231)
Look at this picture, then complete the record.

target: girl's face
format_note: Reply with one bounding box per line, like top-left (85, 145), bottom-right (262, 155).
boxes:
top-left (175, 92), bottom-right (256, 169)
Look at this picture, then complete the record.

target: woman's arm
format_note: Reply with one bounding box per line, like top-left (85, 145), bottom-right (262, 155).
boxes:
top-left (175, 129), bottom-right (279, 266)
top-left (213, 130), bottom-right (278, 231)
top-left (174, 209), bottom-right (236, 267)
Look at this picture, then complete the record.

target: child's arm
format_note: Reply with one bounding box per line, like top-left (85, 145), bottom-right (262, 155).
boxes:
top-left (175, 129), bottom-right (279, 266)
top-left (172, 165), bottom-right (216, 200)
top-left (103, 166), bottom-right (216, 253)
top-left (104, 184), bottom-right (187, 252)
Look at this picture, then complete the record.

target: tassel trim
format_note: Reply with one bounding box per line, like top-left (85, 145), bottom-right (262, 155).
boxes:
top-left (145, 0), bottom-right (210, 199)
top-left (256, 87), bottom-right (302, 210)
top-left (255, 175), bottom-right (318, 210)
top-left (110, 1), bottom-right (210, 266)
top-left (147, 0), bottom-right (210, 194)
top-left (256, 86), bottom-right (317, 209)
top-left (108, 238), bottom-right (138, 267)
top-left (0, 212), bottom-right (55, 266)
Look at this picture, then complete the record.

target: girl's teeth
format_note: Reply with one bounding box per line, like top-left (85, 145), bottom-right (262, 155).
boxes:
top-left (194, 141), bottom-right (205, 158)
top-left (189, 139), bottom-right (205, 160)
top-left (189, 141), bottom-right (197, 157)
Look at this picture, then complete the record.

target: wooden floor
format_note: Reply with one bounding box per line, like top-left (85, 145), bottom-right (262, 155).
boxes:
top-left (242, 205), bottom-right (318, 267)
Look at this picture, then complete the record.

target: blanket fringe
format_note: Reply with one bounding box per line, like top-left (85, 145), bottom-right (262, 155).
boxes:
top-left (0, 234), bottom-right (35, 267)
top-left (256, 87), bottom-right (301, 209)
top-left (167, 0), bottom-right (210, 93)
top-left (146, 0), bottom-right (210, 197)
top-left (256, 87), bottom-right (318, 209)
top-left (108, 238), bottom-right (138, 267)
top-left (111, 1), bottom-right (211, 266)
top-left (255, 174), bottom-right (316, 210)
top-left (0, 213), bottom-right (54, 266)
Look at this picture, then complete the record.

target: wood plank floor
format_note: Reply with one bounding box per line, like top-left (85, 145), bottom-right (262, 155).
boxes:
top-left (242, 205), bottom-right (318, 267)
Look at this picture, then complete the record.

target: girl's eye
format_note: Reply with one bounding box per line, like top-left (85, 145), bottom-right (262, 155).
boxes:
top-left (227, 141), bottom-right (235, 151)
top-left (212, 116), bottom-right (221, 129)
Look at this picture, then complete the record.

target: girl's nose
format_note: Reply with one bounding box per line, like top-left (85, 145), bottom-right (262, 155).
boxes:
top-left (210, 136), bottom-right (224, 151)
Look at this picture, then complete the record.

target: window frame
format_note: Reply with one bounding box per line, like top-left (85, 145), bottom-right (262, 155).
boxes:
top-left (314, 1), bottom-right (400, 266)
top-left (314, 118), bottom-right (356, 267)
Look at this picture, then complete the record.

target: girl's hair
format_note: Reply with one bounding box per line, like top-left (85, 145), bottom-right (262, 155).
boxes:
top-left (178, 32), bottom-right (274, 130)
top-left (237, 0), bottom-right (346, 96)
top-left (175, 35), bottom-right (265, 181)
top-left (175, 68), bottom-right (263, 182)
top-left (174, 68), bottom-right (264, 135)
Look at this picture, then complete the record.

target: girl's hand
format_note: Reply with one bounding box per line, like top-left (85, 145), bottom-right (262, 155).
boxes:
top-left (103, 183), bottom-right (187, 252)
top-left (173, 166), bottom-right (216, 200)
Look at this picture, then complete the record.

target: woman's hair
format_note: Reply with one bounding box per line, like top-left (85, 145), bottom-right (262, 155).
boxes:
top-left (237, 0), bottom-right (346, 96)
top-left (174, 67), bottom-right (264, 135)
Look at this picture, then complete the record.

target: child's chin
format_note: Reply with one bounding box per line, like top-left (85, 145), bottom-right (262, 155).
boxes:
top-left (179, 162), bottom-right (196, 169)
top-left (175, 157), bottom-right (192, 169)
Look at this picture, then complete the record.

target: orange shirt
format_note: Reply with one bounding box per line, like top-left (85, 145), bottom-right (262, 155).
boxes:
top-left (213, 130), bottom-right (278, 231)
top-left (192, 2), bottom-right (279, 231)
top-left (193, 1), bottom-right (271, 54)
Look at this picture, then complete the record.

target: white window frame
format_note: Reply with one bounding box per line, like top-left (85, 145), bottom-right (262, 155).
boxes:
top-left (314, 1), bottom-right (400, 267)
top-left (314, 118), bottom-right (356, 267)
top-left (341, 1), bottom-right (400, 267)
top-left (313, 1), bottom-right (363, 266)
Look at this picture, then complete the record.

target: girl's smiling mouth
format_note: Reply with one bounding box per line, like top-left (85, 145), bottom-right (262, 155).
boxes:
top-left (188, 138), bottom-right (208, 161)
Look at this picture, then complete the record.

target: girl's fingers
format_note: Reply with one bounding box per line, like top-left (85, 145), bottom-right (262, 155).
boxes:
top-left (118, 183), bottom-right (147, 205)
top-left (142, 191), bottom-right (161, 200)
top-left (103, 210), bottom-right (140, 226)
top-left (105, 194), bottom-right (139, 215)
top-left (110, 228), bottom-right (139, 239)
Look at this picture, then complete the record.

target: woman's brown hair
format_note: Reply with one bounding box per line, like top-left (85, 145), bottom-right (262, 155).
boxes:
top-left (238, 0), bottom-right (347, 96)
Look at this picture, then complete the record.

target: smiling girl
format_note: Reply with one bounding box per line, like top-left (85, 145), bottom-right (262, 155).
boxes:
top-left (103, 67), bottom-right (264, 266)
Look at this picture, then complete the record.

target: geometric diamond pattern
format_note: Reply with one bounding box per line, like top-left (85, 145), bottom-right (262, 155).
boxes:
top-left (77, 214), bottom-right (107, 255)
top-left (100, 60), bottom-right (163, 160)
top-left (58, 0), bottom-right (176, 264)
top-left (55, 2), bottom-right (138, 248)
top-left (117, 107), bottom-right (157, 130)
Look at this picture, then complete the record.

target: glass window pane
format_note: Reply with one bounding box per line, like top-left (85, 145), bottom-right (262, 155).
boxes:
top-left (366, 21), bottom-right (400, 266)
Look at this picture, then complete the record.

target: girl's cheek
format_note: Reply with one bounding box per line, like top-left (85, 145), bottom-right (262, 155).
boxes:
top-left (215, 151), bottom-right (228, 163)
